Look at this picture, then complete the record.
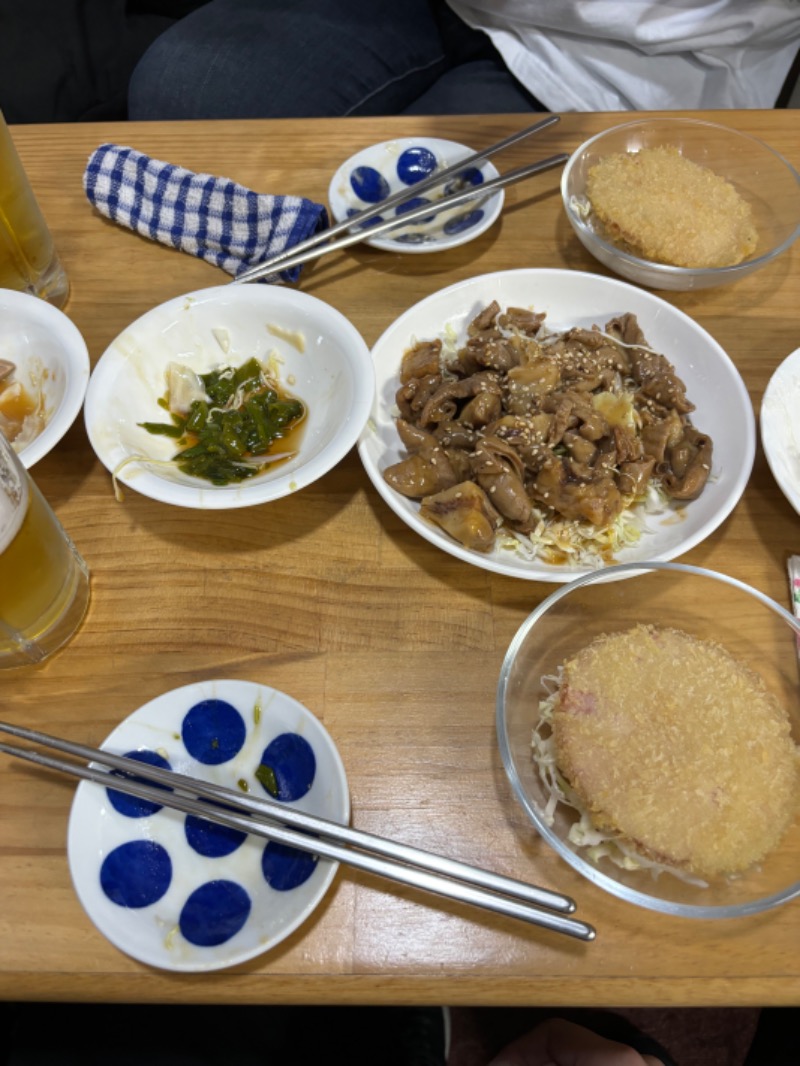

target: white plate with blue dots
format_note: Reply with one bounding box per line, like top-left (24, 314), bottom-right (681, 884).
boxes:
top-left (67, 679), bottom-right (350, 972)
top-left (328, 137), bottom-right (504, 253)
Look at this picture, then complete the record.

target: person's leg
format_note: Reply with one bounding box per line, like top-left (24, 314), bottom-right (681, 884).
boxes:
top-left (401, 59), bottom-right (544, 115)
top-left (412, 0), bottom-right (545, 114)
top-left (128, 0), bottom-right (452, 119)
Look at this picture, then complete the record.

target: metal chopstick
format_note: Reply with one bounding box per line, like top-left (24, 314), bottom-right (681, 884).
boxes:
top-left (234, 114), bottom-right (561, 284)
top-left (0, 719), bottom-right (574, 913)
top-left (234, 152), bottom-right (568, 283)
top-left (0, 722), bottom-right (595, 941)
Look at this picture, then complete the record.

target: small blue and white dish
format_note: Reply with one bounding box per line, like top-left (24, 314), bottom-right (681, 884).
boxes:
top-left (67, 679), bottom-right (350, 972)
top-left (328, 137), bottom-right (503, 254)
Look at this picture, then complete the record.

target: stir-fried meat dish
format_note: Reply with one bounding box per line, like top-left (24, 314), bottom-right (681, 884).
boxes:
top-left (382, 301), bottom-right (713, 558)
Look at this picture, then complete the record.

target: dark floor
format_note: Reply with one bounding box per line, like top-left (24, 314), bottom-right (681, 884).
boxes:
top-left (1, 1003), bottom-right (797, 1065)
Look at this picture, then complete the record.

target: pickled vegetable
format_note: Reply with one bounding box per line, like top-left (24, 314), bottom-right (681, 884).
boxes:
top-left (140, 357), bottom-right (306, 485)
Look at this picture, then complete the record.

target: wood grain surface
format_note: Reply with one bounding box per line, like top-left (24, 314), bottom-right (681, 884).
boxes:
top-left (1, 111), bottom-right (798, 1006)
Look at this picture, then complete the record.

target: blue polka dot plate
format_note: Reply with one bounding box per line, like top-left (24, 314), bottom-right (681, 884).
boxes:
top-left (67, 680), bottom-right (350, 972)
top-left (328, 137), bottom-right (503, 254)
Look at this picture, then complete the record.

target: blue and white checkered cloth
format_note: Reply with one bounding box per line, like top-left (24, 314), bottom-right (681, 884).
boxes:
top-left (83, 144), bottom-right (329, 283)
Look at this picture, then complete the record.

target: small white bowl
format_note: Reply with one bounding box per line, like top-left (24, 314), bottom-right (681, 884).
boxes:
top-left (0, 288), bottom-right (90, 467)
top-left (761, 347), bottom-right (800, 517)
top-left (67, 679), bottom-right (350, 971)
top-left (328, 137), bottom-right (503, 254)
top-left (84, 285), bottom-right (374, 509)
top-left (358, 268), bottom-right (755, 582)
top-left (562, 118), bottom-right (800, 291)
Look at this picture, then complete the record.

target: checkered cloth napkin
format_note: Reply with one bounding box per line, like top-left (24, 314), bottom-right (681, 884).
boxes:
top-left (83, 144), bottom-right (329, 283)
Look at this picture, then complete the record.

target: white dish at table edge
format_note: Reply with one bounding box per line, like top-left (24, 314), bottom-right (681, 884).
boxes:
top-left (0, 288), bottom-right (90, 468)
top-left (760, 347), bottom-right (800, 517)
top-left (358, 268), bottom-right (756, 582)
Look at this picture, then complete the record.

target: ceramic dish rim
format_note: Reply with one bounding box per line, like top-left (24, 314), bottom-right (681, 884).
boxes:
top-left (357, 267), bottom-right (756, 582)
top-left (760, 346), bottom-right (800, 517)
top-left (0, 287), bottom-right (91, 468)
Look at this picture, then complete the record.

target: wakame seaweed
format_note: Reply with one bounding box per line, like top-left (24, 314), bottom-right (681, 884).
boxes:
top-left (139, 358), bottom-right (305, 485)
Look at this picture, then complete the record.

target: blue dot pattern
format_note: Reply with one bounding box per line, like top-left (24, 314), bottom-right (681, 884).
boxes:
top-left (258, 732), bottom-right (316, 801)
top-left (262, 839), bottom-right (318, 891)
top-left (185, 808), bottom-right (247, 858)
top-left (179, 880), bottom-right (251, 947)
top-left (444, 209), bottom-right (485, 235)
top-left (349, 165), bottom-right (389, 203)
top-left (394, 232), bottom-right (428, 245)
top-left (394, 196), bottom-right (435, 223)
top-left (182, 699), bottom-right (246, 765)
top-left (444, 167), bottom-right (485, 195)
top-left (396, 146), bottom-right (437, 185)
top-left (342, 146), bottom-right (495, 247)
top-left (106, 749), bottom-right (173, 818)
top-left (97, 698), bottom-right (325, 952)
top-left (346, 208), bottom-right (384, 229)
top-left (100, 840), bottom-right (172, 908)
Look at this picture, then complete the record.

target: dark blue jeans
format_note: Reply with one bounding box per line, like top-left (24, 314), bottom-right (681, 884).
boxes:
top-left (128, 0), bottom-right (543, 119)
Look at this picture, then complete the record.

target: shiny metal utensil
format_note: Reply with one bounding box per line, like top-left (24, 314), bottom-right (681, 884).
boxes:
top-left (235, 114), bottom-right (560, 284)
top-left (0, 719), bottom-right (595, 941)
top-left (235, 151), bottom-right (568, 282)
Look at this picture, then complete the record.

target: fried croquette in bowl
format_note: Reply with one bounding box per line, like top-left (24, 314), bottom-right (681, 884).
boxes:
top-left (497, 561), bottom-right (800, 918)
top-left (562, 118), bottom-right (800, 292)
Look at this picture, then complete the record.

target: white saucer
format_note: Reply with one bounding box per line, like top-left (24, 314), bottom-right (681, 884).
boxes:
top-left (67, 679), bottom-right (350, 971)
top-left (328, 137), bottom-right (503, 254)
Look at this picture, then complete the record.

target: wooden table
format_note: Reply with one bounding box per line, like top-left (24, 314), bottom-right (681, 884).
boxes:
top-left (2, 111), bottom-right (799, 1007)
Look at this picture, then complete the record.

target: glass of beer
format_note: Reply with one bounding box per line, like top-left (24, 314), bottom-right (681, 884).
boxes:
top-left (0, 431), bottom-right (90, 667)
top-left (0, 111), bottom-right (69, 309)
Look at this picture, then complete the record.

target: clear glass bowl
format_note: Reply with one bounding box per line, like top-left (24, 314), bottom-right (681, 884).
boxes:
top-left (561, 118), bottom-right (800, 291)
top-left (496, 561), bottom-right (800, 918)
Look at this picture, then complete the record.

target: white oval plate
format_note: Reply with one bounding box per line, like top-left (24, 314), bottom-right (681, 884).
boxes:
top-left (328, 137), bottom-right (503, 254)
top-left (67, 679), bottom-right (350, 972)
top-left (358, 268), bottom-right (756, 582)
top-left (84, 285), bottom-right (374, 509)
top-left (761, 347), bottom-right (800, 516)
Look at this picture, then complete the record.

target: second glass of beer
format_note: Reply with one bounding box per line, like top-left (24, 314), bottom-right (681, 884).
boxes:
top-left (0, 432), bottom-right (90, 667)
top-left (0, 111), bottom-right (70, 308)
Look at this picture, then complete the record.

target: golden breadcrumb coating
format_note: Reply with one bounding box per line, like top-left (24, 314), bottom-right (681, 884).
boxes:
top-left (553, 624), bottom-right (798, 878)
top-left (587, 146), bottom-right (758, 269)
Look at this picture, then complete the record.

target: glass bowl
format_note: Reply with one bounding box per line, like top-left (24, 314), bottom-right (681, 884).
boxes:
top-left (497, 561), bottom-right (800, 918)
top-left (561, 118), bottom-right (800, 291)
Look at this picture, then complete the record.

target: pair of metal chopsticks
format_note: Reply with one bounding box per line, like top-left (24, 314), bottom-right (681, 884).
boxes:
top-left (0, 719), bottom-right (595, 942)
top-left (233, 115), bottom-right (569, 284)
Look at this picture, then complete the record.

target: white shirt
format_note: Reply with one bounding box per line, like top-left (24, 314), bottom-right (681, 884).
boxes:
top-left (445, 0), bottom-right (800, 110)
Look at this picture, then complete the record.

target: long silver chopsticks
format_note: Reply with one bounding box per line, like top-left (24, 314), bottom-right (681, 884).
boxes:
top-left (0, 719), bottom-right (595, 942)
top-left (236, 153), bottom-right (568, 282)
top-left (233, 114), bottom-right (564, 284)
